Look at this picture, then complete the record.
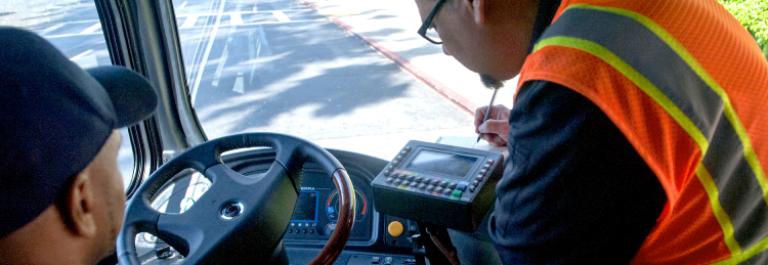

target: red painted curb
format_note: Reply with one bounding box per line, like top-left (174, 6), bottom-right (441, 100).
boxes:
top-left (300, 1), bottom-right (476, 115)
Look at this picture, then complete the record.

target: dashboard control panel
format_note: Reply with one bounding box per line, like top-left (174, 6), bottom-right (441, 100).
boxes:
top-left (372, 140), bottom-right (503, 231)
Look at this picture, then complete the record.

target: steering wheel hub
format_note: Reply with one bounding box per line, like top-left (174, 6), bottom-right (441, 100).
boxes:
top-left (219, 201), bottom-right (244, 220)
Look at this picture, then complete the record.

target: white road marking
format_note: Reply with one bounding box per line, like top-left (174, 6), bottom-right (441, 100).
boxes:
top-left (69, 49), bottom-right (93, 61)
top-left (40, 23), bottom-right (65, 35)
top-left (180, 14), bottom-right (199, 29)
top-left (272, 11), bottom-right (290, 22)
top-left (178, 1), bottom-right (188, 9)
top-left (211, 47), bottom-right (228, 87)
top-left (233, 73), bottom-right (245, 94)
top-left (230, 12), bottom-right (243, 25)
top-left (191, 0), bottom-right (228, 105)
top-left (80, 23), bottom-right (101, 34)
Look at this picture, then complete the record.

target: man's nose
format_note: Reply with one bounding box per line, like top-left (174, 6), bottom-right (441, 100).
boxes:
top-left (442, 45), bottom-right (451, 56)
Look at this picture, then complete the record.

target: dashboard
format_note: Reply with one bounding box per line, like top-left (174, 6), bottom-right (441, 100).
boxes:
top-left (227, 149), bottom-right (420, 265)
top-left (135, 148), bottom-right (421, 264)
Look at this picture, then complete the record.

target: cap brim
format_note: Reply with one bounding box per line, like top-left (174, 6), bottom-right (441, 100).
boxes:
top-left (86, 66), bottom-right (158, 128)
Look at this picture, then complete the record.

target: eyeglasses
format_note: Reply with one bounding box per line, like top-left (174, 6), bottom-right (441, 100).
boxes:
top-left (417, 0), bottom-right (447, 44)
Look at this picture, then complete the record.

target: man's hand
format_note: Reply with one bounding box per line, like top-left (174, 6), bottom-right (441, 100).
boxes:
top-left (474, 104), bottom-right (510, 147)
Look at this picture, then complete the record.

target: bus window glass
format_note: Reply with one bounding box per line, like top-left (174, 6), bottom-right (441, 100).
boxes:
top-left (3, 0), bottom-right (136, 189)
top-left (173, 0), bottom-right (475, 160)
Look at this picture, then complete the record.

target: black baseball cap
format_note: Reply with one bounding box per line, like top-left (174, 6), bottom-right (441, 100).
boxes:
top-left (0, 27), bottom-right (158, 238)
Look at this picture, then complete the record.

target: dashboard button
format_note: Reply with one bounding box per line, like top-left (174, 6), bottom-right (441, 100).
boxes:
top-left (384, 256), bottom-right (394, 265)
top-left (387, 221), bottom-right (405, 237)
top-left (371, 256), bottom-right (381, 264)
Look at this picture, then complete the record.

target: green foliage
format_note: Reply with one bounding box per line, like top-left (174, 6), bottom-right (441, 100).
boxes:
top-left (719, 0), bottom-right (768, 59)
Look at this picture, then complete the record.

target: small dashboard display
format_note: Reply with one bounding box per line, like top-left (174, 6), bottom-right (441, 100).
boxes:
top-left (291, 191), bottom-right (318, 222)
top-left (405, 150), bottom-right (477, 178)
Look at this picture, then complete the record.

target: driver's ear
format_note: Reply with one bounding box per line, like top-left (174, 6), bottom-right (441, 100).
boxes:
top-left (60, 170), bottom-right (98, 238)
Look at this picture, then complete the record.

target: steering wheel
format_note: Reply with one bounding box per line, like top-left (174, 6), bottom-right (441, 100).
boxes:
top-left (117, 133), bottom-right (356, 264)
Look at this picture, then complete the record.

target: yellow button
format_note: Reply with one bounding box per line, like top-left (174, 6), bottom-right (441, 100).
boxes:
top-left (387, 221), bottom-right (405, 237)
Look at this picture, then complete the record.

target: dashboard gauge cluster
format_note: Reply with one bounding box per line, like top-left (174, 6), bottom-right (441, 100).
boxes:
top-left (285, 169), bottom-right (376, 244)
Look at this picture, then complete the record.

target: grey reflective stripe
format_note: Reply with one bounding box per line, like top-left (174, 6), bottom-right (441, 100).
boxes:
top-left (541, 7), bottom-right (768, 250)
top-left (706, 114), bottom-right (768, 248)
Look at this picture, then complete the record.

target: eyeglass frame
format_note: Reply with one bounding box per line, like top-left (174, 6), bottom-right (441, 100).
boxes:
top-left (417, 0), bottom-right (447, 44)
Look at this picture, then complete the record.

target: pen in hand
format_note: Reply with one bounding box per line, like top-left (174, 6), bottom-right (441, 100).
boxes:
top-left (476, 88), bottom-right (499, 143)
top-left (476, 74), bottom-right (504, 143)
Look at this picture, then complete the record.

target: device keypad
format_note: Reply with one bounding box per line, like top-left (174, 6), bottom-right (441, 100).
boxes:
top-left (383, 170), bottom-right (476, 201)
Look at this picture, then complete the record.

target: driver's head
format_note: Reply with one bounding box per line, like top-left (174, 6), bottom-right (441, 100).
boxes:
top-left (0, 27), bottom-right (157, 264)
top-left (414, 0), bottom-right (540, 81)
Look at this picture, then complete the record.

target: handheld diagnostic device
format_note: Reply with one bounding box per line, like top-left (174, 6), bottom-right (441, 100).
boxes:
top-left (372, 140), bottom-right (503, 231)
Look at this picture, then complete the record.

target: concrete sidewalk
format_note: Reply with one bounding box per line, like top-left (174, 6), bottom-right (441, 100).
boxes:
top-left (299, 0), bottom-right (518, 114)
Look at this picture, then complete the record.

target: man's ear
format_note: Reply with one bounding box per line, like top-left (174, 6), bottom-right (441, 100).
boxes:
top-left (468, 0), bottom-right (488, 25)
top-left (61, 171), bottom-right (98, 238)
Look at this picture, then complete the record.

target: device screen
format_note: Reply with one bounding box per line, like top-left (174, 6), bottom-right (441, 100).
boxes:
top-left (405, 150), bottom-right (477, 178)
top-left (291, 191), bottom-right (318, 222)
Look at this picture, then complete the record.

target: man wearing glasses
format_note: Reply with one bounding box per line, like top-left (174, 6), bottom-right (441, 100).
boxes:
top-left (415, 0), bottom-right (768, 264)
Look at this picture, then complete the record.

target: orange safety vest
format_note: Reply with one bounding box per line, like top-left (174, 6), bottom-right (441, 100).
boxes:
top-left (518, 0), bottom-right (768, 264)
